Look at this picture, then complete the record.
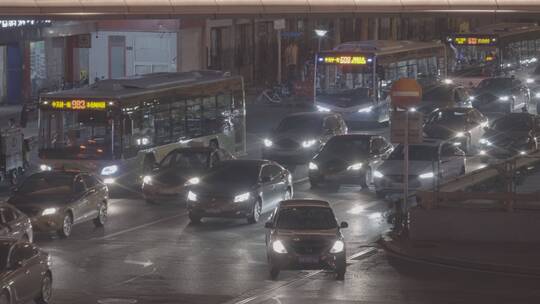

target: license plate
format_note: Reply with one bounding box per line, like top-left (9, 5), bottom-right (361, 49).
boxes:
top-left (298, 255), bottom-right (319, 264)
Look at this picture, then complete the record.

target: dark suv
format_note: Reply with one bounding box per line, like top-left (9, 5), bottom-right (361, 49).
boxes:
top-left (265, 200), bottom-right (348, 280)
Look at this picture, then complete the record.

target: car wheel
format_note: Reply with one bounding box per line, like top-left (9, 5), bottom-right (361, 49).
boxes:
top-left (360, 167), bottom-right (372, 189)
top-left (93, 203), bottom-right (107, 227)
top-left (247, 200), bottom-right (262, 224)
top-left (269, 265), bottom-right (280, 280)
top-left (35, 273), bottom-right (52, 304)
top-left (188, 212), bottom-right (202, 224)
top-left (0, 291), bottom-right (9, 304)
top-left (58, 213), bottom-right (73, 238)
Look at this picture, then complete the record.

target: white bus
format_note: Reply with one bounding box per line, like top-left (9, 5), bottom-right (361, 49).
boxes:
top-left (314, 40), bottom-right (447, 126)
top-left (38, 71), bottom-right (246, 187)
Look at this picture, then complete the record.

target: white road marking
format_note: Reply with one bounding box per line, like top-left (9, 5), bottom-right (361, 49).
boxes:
top-left (124, 259), bottom-right (154, 267)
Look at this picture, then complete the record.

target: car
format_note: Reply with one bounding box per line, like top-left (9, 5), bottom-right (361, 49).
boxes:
top-left (141, 147), bottom-right (234, 204)
top-left (471, 77), bottom-right (530, 113)
top-left (7, 171), bottom-right (109, 238)
top-left (186, 160), bottom-right (293, 224)
top-left (262, 112), bottom-right (347, 164)
top-left (0, 238), bottom-right (52, 304)
top-left (478, 113), bottom-right (540, 160)
top-left (416, 83), bottom-right (472, 116)
top-left (0, 204), bottom-right (33, 243)
top-left (308, 134), bottom-right (393, 189)
top-left (264, 200), bottom-right (348, 280)
top-left (423, 107), bottom-right (488, 153)
top-left (373, 139), bottom-right (466, 197)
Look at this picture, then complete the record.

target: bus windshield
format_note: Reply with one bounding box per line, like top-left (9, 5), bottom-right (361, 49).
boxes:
top-left (39, 110), bottom-right (113, 160)
top-left (316, 64), bottom-right (374, 108)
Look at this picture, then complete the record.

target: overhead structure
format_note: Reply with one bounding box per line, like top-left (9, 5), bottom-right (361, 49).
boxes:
top-left (1, 0), bottom-right (540, 17)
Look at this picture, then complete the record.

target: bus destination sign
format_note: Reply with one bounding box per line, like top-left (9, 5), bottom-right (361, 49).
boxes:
top-left (318, 55), bottom-right (370, 65)
top-left (448, 35), bottom-right (498, 46)
top-left (49, 100), bottom-right (108, 110)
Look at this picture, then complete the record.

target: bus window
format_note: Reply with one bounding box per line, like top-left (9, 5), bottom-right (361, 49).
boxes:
top-left (202, 96), bottom-right (218, 135)
top-left (153, 103), bottom-right (172, 145)
top-left (171, 99), bottom-right (186, 140)
top-left (187, 98), bottom-right (203, 137)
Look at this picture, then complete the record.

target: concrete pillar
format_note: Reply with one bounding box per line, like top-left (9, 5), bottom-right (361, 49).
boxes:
top-left (373, 18), bottom-right (379, 40)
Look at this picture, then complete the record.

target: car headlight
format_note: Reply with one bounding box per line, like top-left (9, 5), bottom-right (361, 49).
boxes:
top-left (101, 165), bottom-right (118, 176)
top-left (329, 240), bottom-right (345, 253)
top-left (499, 96), bottom-right (510, 101)
top-left (263, 139), bottom-right (273, 148)
top-left (40, 164), bottom-right (52, 171)
top-left (358, 106), bottom-right (373, 113)
top-left (184, 177), bottom-right (200, 186)
top-left (233, 192), bottom-right (251, 203)
top-left (443, 78), bottom-right (453, 84)
top-left (187, 191), bottom-right (198, 202)
top-left (468, 96), bottom-right (476, 101)
top-left (308, 162), bottom-right (318, 170)
top-left (455, 132), bottom-right (465, 138)
top-left (272, 240), bottom-right (287, 254)
top-left (302, 139), bottom-right (317, 148)
top-left (143, 175), bottom-right (152, 185)
top-left (41, 208), bottom-right (57, 216)
top-left (347, 163), bottom-right (363, 171)
top-left (419, 172), bottom-right (434, 179)
top-left (373, 170), bottom-right (384, 178)
top-left (527, 78), bottom-right (534, 84)
top-left (479, 150), bottom-right (487, 155)
top-left (520, 151), bottom-right (527, 155)
top-left (316, 105), bottom-right (330, 112)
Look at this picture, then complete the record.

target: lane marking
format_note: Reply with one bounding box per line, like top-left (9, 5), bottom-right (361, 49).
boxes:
top-left (93, 212), bottom-right (186, 240)
top-left (293, 177), bottom-right (308, 184)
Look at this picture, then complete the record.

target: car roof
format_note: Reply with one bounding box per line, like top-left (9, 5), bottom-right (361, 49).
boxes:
top-left (284, 112), bottom-right (335, 119)
top-left (279, 199), bottom-right (331, 208)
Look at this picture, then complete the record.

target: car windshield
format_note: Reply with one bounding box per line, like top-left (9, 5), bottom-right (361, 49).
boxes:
top-left (276, 206), bottom-right (337, 230)
top-left (388, 144), bottom-right (438, 161)
top-left (160, 150), bottom-right (209, 170)
top-left (0, 243), bottom-right (10, 270)
top-left (477, 78), bottom-right (512, 90)
top-left (276, 116), bottom-right (322, 133)
top-left (422, 87), bottom-right (452, 102)
top-left (321, 136), bottom-right (370, 157)
top-left (492, 116), bottom-right (532, 132)
top-left (17, 173), bottom-right (73, 195)
top-left (204, 162), bottom-right (259, 184)
top-left (427, 110), bottom-right (467, 124)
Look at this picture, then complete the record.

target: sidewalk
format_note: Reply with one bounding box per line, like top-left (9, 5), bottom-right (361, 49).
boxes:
top-left (380, 233), bottom-right (540, 276)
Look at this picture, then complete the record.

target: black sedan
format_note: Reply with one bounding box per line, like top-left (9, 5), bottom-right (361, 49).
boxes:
top-left (265, 200), bottom-right (348, 280)
top-left (417, 82), bottom-right (472, 116)
top-left (471, 77), bottom-right (530, 113)
top-left (478, 113), bottom-right (539, 160)
top-left (0, 238), bottom-right (52, 304)
top-left (142, 147), bottom-right (233, 204)
top-left (308, 134), bottom-right (393, 189)
top-left (186, 160), bottom-right (293, 224)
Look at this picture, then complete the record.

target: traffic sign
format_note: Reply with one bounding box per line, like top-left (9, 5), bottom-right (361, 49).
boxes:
top-left (390, 78), bottom-right (422, 108)
top-left (390, 111), bottom-right (423, 144)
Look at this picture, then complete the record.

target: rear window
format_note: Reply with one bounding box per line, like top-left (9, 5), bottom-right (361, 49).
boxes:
top-left (276, 206), bottom-right (337, 230)
top-left (18, 173), bottom-right (74, 195)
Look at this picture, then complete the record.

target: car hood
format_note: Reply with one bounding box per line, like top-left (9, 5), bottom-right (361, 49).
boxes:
top-left (271, 131), bottom-right (322, 142)
top-left (190, 182), bottom-right (256, 198)
top-left (8, 194), bottom-right (71, 207)
top-left (151, 167), bottom-right (203, 185)
top-left (424, 123), bottom-right (465, 139)
top-left (314, 154), bottom-right (369, 171)
top-left (378, 160), bottom-right (435, 175)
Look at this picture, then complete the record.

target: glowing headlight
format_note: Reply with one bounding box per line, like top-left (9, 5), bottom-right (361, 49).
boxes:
top-left (187, 191), bottom-right (198, 202)
top-left (272, 240), bottom-right (287, 254)
top-left (40, 164), bottom-right (52, 171)
top-left (520, 151), bottom-right (527, 155)
top-left (41, 208), bottom-right (57, 216)
top-left (302, 139), bottom-right (317, 148)
top-left (234, 192), bottom-right (251, 203)
top-left (479, 150), bottom-right (487, 155)
top-left (263, 139), bottom-right (273, 148)
top-left (443, 78), bottom-right (453, 84)
top-left (527, 78), bottom-right (534, 84)
top-left (409, 107), bottom-right (417, 112)
top-left (499, 96), bottom-right (510, 101)
top-left (329, 240), bottom-right (345, 253)
top-left (101, 165), bottom-right (118, 176)
top-left (184, 177), bottom-right (200, 186)
top-left (468, 96), bottom-right (476, 101)
top-left (358, 106), bottom-right (373, 113)
top-left (347, 163), bottom-right (363, 171)
top-left (479, 138), bottom-right (489, 144)
top-left (419, 172), bottom-right (434, 179)
top-left (373, 171), bottom-right (384, 178)
top-left (455, 132), bottom-right (465, 138)
top-left (535, 92), bottom-right (540, 99)
top-left (308, 162), bottom-right (318, 170)
top-left (142, 175), bottom-right (153, 185)
top-left (316, 105), bottom-right (330, 112)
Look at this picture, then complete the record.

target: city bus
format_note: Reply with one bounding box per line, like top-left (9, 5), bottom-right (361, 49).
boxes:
top-left (447, 23), bottom-right (540, 87)
top-left (314, 40), bottom-right (447, 125)
top-left (37, 71), bottom-right (246, 187)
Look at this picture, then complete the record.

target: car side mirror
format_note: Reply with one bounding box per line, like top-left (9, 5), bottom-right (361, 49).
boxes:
top-left (340, 221), bottom-right (349, 229)
top-left (264, 221), bottom-right (274, 229)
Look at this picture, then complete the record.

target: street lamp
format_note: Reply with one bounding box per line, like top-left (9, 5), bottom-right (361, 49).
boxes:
top-left (315, 29), bottom-right (327, 51)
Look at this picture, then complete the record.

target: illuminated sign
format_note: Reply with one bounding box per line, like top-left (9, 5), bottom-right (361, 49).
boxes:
top-left (448, 35), bottom-right (498, 46)
top-left (0, 20), bottom-right (51, 29)
top-left (318, 55), bottom-right (370, 65)
top-left (49, 100), bottom-right (108, 110)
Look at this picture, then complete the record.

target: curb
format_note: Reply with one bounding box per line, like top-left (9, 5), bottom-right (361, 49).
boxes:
top-left (379, 235), bottom-right (540, 278)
